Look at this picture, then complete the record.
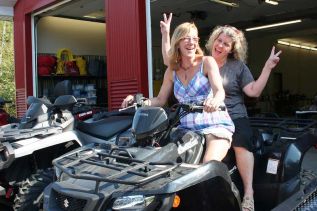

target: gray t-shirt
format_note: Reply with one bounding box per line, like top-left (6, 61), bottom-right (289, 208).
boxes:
top-left (220, 59), bottom-right (254, 120)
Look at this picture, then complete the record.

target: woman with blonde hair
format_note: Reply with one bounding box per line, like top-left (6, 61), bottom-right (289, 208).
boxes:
top-left (161, 14), bottom-right (281, 211)
top-left (122, 22), bottom-right (235, 162)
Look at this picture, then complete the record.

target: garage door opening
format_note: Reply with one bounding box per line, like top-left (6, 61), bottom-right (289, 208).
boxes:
top-left (32, 0), bottom-right (107, 108)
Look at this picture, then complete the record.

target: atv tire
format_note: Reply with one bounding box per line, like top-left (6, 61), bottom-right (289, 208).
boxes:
top-left (13, 168), bottom-right (54, 211)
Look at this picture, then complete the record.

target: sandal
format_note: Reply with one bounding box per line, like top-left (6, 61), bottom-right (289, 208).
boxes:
top-left (241, 196), bottom-right (254, 211)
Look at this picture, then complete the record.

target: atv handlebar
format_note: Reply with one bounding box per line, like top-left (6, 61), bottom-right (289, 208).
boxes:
top-left (181, 103), bottom-right (226, 113)
top-left (119, 94), bottom-right (226, 116)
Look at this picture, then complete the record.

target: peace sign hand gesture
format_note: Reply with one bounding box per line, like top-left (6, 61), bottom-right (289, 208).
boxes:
top-left (265, 46), bottom-right (282, 70)
top-left (160, 13), bottom-right (172, 35)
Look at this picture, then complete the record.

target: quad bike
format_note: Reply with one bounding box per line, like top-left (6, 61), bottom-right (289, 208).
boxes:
top-left (244, 117), bottom-right (317, 211)
top-left (0, 84), bottom-right (134, 210)
top-left (43, 101), bottom-right (242, 211)
top-left (0, 80), bottom-right (91, 132)
top-left (44, 100), bottom-right (317, 211)
top-left (0, 98), bottom-right (19, 126)
top-left (0, 94), bottom-right (80, 210)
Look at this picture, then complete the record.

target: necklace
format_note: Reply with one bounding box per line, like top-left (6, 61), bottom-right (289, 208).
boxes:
top-left (180, 64), bottom-right (193, 81)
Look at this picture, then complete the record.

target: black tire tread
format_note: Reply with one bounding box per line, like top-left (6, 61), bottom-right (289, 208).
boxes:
top-left (13, 168), bottom-right (54, 211)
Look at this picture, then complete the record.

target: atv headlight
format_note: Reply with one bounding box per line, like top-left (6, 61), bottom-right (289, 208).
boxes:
top-left (54, 166), bottom-right (69, 181)
top-left (112, 195), bottom-right (154, 210)
top-left (54, 166), bottom-right (62, 179)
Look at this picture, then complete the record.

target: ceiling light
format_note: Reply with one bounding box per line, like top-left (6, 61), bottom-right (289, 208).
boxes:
top-left (209, 0), bottom-right (239, 8)
top-left (265, 0), bottom-right (278, 5)
top-left (83, 15), bottom-right (97, 19)
top-left (83, 11), bottom-right (104, 20)
top-left (245, 19), bottom-right (302, 31)
top-left (277, 40), bottom-right (317, 51)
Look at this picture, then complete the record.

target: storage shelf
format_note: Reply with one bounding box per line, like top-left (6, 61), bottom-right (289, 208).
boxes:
top-left (38, 75), bottom-right (107, 108)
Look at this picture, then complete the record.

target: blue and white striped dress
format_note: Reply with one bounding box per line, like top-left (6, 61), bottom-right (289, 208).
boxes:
top-left (174, 63), bottom-right (235, 138)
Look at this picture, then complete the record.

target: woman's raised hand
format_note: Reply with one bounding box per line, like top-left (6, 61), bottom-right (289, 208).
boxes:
top-left (121, 95), bottom-right (134, 108)
top-left (160, 13), bottom-right (172, 35)
top-left (265, 46), bottom-right (282, 70)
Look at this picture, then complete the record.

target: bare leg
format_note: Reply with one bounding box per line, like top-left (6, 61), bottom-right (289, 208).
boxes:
top-left (203, 134), bottom-right (230, 162)
top-left (234, 146), bottom-right (254, 197)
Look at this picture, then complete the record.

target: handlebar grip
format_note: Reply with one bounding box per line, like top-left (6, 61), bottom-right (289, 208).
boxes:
top-left (191, 105), bottom-right (226, 112)
top-left (191, 105), bottom-right (204, 113)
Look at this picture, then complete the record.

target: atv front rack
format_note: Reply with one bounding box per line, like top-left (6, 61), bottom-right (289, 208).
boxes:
top-left (53, 144), bottom-right (180, 193)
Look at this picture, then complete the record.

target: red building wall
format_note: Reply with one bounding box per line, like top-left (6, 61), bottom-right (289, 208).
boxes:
top-left (106, 0), bottom-right (148, 109)
top-left (14, 0), bottom-right (57, 117)
top-left (13, 0), bottom-right (148, 116)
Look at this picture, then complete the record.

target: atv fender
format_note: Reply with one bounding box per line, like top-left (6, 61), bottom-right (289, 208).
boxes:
top-left (13, 130), bottom-right (82, 158)
top-left (283, 133), bottom-right (317, 181)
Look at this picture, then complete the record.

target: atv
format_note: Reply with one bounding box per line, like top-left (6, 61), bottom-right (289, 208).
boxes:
top-left (0, 83), bottom-right (134, 210)
top-left (43, 101), bottom-right (242, 211)
top-left (44, 101), bottom-right (317, 211)
top-left (245, 117), bottom-right (317, 210)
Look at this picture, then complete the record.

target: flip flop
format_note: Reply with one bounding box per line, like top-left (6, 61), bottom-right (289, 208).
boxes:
top-left (241, 196), bottom-right (254, 211)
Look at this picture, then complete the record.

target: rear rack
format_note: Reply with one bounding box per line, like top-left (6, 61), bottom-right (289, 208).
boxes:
top-left (53, 145), bottom-right (180, 193)
top-left (249, 117), bottom-right (316, 133)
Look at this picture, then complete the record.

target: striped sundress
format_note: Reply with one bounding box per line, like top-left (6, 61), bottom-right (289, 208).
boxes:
top-left (173, 62), bottom-right (235, 138)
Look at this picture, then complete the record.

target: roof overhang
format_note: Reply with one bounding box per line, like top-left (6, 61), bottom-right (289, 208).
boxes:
top-left (0, 0), bottom-right (17, 21)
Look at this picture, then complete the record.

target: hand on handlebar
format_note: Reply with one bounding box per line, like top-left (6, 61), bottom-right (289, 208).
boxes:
top-left (121, 95), bottom-right (134, 108)
top-left (181, 101), bottom-right (226, 113)
top-left (203, 97), bottom-right (222, 113)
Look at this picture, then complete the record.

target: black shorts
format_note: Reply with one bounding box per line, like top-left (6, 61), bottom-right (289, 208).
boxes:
top-left (232, 117), bottom-right (253, 152)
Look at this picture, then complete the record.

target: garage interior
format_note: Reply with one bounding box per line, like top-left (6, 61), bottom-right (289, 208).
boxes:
top-left (35, 0), bottom-right (317, 117)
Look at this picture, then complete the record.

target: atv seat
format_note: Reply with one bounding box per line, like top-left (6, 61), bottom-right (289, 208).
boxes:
top-left (76, 115), bottom-right (133, 140)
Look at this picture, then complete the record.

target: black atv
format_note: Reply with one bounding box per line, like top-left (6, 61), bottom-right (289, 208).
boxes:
top-left (43, 102), bottom-right (241, 211)
top-left (43, 102), bottom-right (317, 211)
top-left (246, 117), bottom-right (317, 210)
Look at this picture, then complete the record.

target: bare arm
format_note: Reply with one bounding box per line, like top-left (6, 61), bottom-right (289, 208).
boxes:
top-left (160, 13), bottom-right (172, 66)
top-left (121, 68), bottom-right (173, 108)
top-left (243, 46), bottom-right (282, 97)
top-left (203, 56), bottom-right (225, 112)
